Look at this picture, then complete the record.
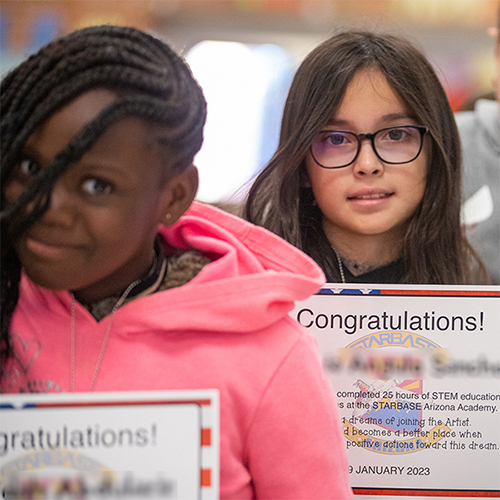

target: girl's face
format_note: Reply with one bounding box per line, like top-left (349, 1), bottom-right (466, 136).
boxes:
top-left (306, 68), bottom-right (428, 252)
top-left (5, 89), bottom-right (192, 304)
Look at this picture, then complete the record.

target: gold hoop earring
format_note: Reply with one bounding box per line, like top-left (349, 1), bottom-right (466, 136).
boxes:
top-left (165, 213), bottom-right (171, 221)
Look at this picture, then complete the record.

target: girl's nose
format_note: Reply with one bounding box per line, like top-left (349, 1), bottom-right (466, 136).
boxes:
top-left (39, 179), bottom-right (75, 227)
top-left (352, 140), bottom-right (385, 177)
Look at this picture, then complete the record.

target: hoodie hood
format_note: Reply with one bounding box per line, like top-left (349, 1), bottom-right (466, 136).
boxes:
top-left (124, 201), bottom-right (325, 334)
top-left (21, 202), bottom-right (325, 335)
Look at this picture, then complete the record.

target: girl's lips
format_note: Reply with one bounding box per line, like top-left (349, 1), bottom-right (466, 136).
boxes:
top-left (25, 236), bottom-right (78, 260)
top-left (347, 190), bottom-right (394, 200)
top-left (346, 190), bottom-right (394, 208)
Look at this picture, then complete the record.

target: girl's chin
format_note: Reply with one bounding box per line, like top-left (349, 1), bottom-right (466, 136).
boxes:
top-left (329, 226), bottom-right (404, 239)
top-left (22, 263), bottom-right (80, 292)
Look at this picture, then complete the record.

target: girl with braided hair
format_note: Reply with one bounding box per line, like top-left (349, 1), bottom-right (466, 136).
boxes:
top-left (0, 26), bottom-right (352, 498)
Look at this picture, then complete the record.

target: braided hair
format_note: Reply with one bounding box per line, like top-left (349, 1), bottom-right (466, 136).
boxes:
top-left (1, 25), bottom-right (207, 364)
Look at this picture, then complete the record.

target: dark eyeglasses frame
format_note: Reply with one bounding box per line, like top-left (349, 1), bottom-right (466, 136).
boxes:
top-left (310, 125), bottom-right (429, 169)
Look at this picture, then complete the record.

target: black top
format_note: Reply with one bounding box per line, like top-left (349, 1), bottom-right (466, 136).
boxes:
top-left (336, 258), bottom-right (405, 284)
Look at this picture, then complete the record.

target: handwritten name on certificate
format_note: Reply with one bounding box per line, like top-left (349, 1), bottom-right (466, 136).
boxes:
top-left (0, 390), bottom-right (219, 499)
top-left (293, 284), bottom-right (500, 499)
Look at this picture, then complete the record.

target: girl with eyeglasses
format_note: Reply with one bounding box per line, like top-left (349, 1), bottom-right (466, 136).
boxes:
top-left (246, 30), bottom-right (490, 285)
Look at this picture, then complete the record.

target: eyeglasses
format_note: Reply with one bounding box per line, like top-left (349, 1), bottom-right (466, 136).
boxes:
top-left (310, 125), bottom-right (429, 169)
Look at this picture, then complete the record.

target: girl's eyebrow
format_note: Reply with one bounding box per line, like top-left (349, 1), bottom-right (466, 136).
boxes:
top-left (325, 118), bottom-right (351, 128)
top-left (326, 112), bottom-right (415, 129)
top-left (21, 143), bottom-right (48, 166)
top-left (21, 144), bottom-right (133, 183)
top-left (379, 112), bottom-right (415, 123)
top-left (22, 143), bottom-right (40, 158)
top-left (77, 158), bottom-right (137, 183)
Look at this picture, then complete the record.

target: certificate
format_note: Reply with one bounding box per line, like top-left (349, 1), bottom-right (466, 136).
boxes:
top-left (0, 390), bottom-right (219, 499)
top-left (293, 284), bottom-right (500, 499)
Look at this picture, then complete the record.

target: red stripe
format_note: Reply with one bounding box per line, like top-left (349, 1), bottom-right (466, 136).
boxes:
top-left (201, 428), bottom-right (211, 446)
top-left (33, 399), bottom-right (212, 409)
top-left (381, 290), bottom-right (500, 296)
top-left (200, 469), bottom-right (211, 487)
top-left (353, 488), bottom-right (500, 497)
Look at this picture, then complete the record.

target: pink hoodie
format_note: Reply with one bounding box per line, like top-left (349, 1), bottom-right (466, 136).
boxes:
top-left (2, 202), bottom-right (352, 499)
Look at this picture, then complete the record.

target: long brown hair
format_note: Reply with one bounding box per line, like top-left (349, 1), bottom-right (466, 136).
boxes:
top-left (246, 30), bottom-right (488, 285)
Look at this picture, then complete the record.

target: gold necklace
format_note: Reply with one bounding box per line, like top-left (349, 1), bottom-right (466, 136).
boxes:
top-left (70, 279), bottom-right (140, 392)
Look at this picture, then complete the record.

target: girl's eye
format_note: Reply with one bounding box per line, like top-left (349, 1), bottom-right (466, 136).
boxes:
top-left (324, 132), bottom-right (351, 147)
top-left (19, 158), bottom-right (41, 177)
top-left (386, 128), bottom-right (407, 141)
top-left (81, 178), bottom-right (113, 196)
top-left (328, 134), bottom-right (347, 146)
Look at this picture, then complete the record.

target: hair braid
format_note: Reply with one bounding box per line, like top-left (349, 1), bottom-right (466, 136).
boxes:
top-left (1, 25), bottom-right (207, 364)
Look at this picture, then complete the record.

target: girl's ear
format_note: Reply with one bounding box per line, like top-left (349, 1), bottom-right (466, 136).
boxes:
top-left (160, 164), bottom-right (199, 226)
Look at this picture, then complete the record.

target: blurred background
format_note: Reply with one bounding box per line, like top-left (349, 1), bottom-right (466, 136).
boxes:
top-left (1, 0), bottom-right (497, 203)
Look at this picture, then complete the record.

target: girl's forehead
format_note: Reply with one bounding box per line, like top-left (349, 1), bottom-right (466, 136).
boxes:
top-left (26, 90), bottom-right (168, 186)
top-left (52, 89), bottom-right (117, 126)
top-left (342, 69), bottom-right (403, 108)
top-left (330, 69), bottom-right (412, 128)
top-left (29, 90), bottom-right (118, 157)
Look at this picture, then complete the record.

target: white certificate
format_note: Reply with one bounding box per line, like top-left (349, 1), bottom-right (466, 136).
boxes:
top-left (293, 284), bottom-right (500, 499)
top-left (0, 390), bottom-right (219, 499)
